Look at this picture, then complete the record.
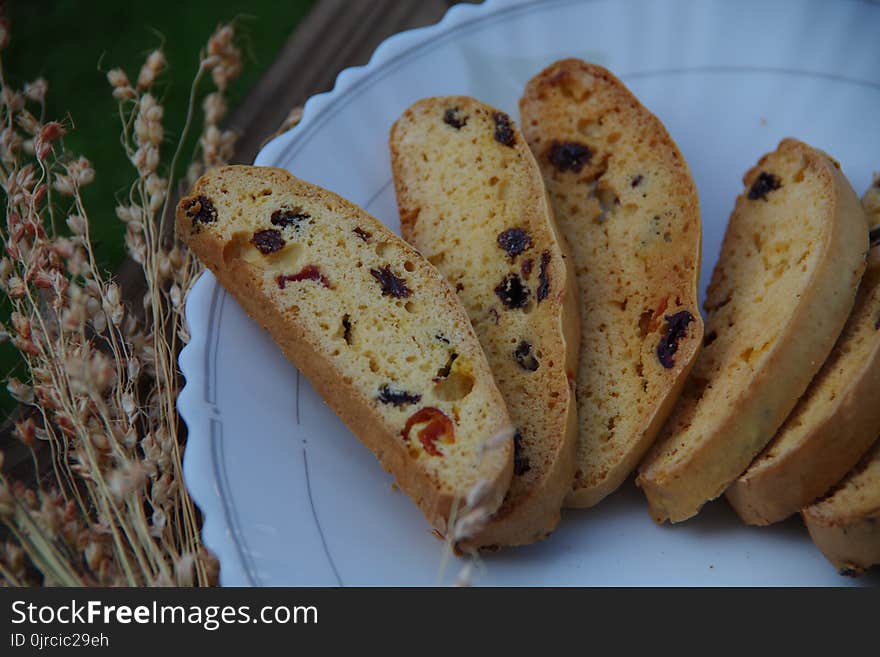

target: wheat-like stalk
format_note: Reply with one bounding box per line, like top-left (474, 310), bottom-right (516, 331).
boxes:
top-left (0, 18), bottom-right (244, 586)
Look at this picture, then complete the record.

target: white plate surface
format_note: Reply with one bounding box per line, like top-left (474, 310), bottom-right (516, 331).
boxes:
top-left (179, 0), bottom-right (880, 586)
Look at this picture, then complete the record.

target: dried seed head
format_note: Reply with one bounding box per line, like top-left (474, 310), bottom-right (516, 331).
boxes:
top-left (137, 50), bottom-right (166, 90)
top-left (7, 377), bottom-right (33, 404)
top-left (24, 77), bottom-right (48, 103)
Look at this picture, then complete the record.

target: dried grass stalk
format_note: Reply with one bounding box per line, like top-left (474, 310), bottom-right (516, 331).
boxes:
top-left (0, 19), bottom-right (244, 586)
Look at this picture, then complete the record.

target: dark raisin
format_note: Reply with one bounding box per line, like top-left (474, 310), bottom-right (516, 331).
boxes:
top-left (521, 258), bottom-right (534, 278)
top-left (443, 107), bottom-right (468, 129)
top-left (377, 385), bottom-right (422, 407)
top-left (513, 431), bottom-right (531, 475)
top-left (497, 228), bottom-right (533, 258)
top-left (513, 341), bottom-right (539, 372)
top-left (748, 172), bottom-right (782, 200)
top-left (548, 141), bottom-right (592, 173)
top-left (435, 333), bottom-right (450, 344)
top-left (493, 111), bottom-right (515, 147)
top-left (342, 314), bottom-right (352, 344)
top-left (495, 274), bottom-right (529, 309)
top-left (434, 353), bottom-right (458, 381)
top-left (183, 195), bottom-right (217, 226)
top-left (631, 174), bottom-right (644, 188)
top-left (869, 225), bottom-right (880, 249)
top-left (271, 207), bottom-right (310, 228)
top-left (252, 229), bottom-right (285, 254)
top-left (656, 310), bottom-right (695, 368)
top-left (537, 251), bottom-right (551, 302)
top-left (353, 226), bottom-right (372, 242)
top-left (277, 265), bottom-right (332, 289)
top-left (402, 407), bottom-right (454, 457)
top-left (370, 265), bottom-right (412, 298)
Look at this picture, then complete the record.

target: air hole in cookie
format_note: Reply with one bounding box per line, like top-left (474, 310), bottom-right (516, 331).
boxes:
top-left (404, 302), bottom-right (415, 313)
top-left (404, 260), bottom-right (415, 272)
top-left (433, 370), bottom-right (474, 402)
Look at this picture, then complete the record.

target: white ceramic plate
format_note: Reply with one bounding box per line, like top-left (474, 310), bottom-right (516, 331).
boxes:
top-left (179, 0), bottom-right (880, 586)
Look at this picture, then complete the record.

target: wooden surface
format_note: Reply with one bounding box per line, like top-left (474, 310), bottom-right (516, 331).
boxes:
top-left (231, 0), bottom-right (473, 163)
top-left (0, 0), bottom-right (476, 481)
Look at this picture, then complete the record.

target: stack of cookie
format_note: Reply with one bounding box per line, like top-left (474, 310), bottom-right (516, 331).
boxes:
top-left (177, 59), bottom-right (880, 575)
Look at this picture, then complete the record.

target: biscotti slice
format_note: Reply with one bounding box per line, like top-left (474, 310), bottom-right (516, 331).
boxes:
top-left (727, 181), bottom-right (880, 525)
top-left (637, 139), bottom-right (868, 523)
top-left (803, 441), bottom-right (880, 575)
top-left (390, 97), bottom-right (580, 548)
top-left (176, 165), bottom-right (514, 537)
top-left (520, 59), bottom-right (703, 508)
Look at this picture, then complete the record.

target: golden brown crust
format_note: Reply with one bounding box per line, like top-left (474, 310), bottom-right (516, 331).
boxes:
top-left (520, 59), bottom-right (703, 507)
top-left (803, 441), bottom-right (880, 575)
top-left (390, 96), bottom-right (579, 547)
top-left (176, 166), bottom-right (514, 535)
top-left (727, 263), bottom-right (880, 525)
top-left (638, 139), bottom-right (868, 523)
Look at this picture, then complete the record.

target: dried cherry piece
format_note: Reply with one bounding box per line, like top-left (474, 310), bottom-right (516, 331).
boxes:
top-left (252, 229), bottom-right (284, 254)
top-left (493, 111), bottom-right (516, 147)
top-left (497, 228), bottom-right (533, 258)
top-left (494, 273), bottom-right (529, 309)
top-left (183, 195), bottom-right (217, 226)
top-left (443, 107), bottom-right (468, 129)
top-left (370, 265), bottom-right (412, 298)
top-left (377, 385), bottom-right (422, 407)
top-left (537, 251), bottom-right (551, 302)
top-left (748, 172), bottom-right (782, 200)
top-left (656, 310), bottom-right (695, 368)
top-left (353, 226), bottom-right (372, 242)
top-left (271, 208), bottom-right (310, 228)
top-left (402, 407), bottom-right (455, 457)
top-left (513, 432), bottom-right (531, 475)
top-left (548, 141), bottom-right (592, 173)
top-left (276, 265), bottom-right (332, 289)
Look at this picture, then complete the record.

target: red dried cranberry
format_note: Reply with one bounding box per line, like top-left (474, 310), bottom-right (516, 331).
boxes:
top-left (252, 229), bottom-right (285, 254)
top-left (493, 111), bottom-right (515, 147)
top-left (277, 265), bottom-right (332, 289)
top-left (656, 310), bottom-right (695, 368)
top-left (513, 341), bottom-right (539, 371)
top-left (402, 407), bottom-right (454, 457)
top-left (548, 141), bottom-right (592, 173)
top-left (513, 432), bottom-right (531, 475)
top-left (748, 172), bottom-right (782, 200)
top-left (353, 226), bottom-right (372, 242)
top-left (495, 273), bottom-right (529, 309)
top-left (271, 208), bottom-right (310, 228)
top-left (537, 251), bottom-right (551, 302)
top-left (377, 385), bottom-right (422, 407)
top-left (497, 228), bottom-right (533, 258)
top-left (370, 265), bottom-right (412, 298)
top-left (184, 195), bottom-right (217, 226)
top-left (443, 107), bottom-right (468, 129)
